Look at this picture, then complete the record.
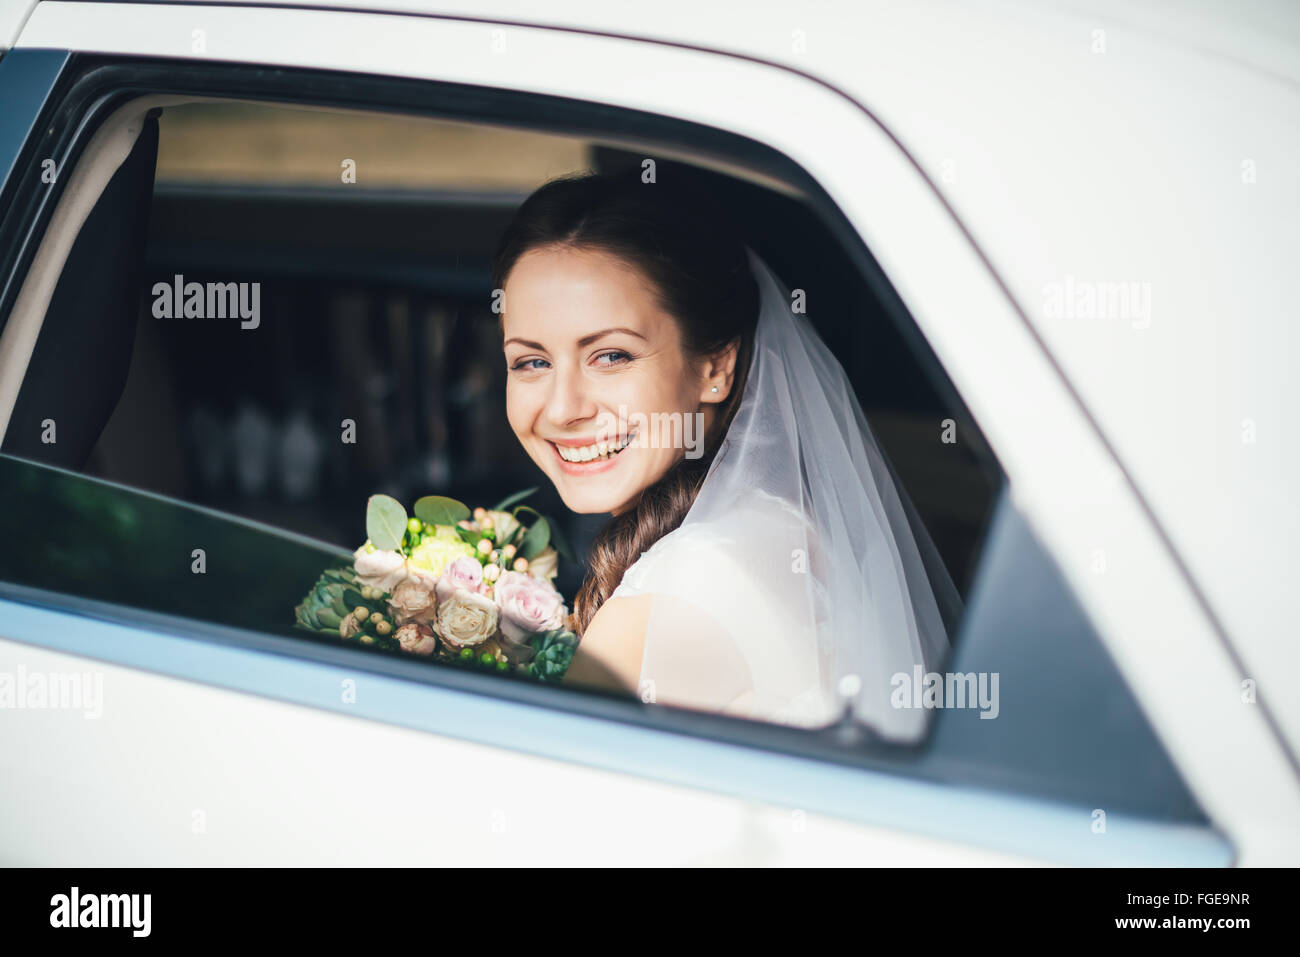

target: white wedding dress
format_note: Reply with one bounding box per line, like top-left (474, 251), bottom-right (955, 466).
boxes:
top-left (614, 490), bottom-right (837, 727)
top-left (609, 247), bottom-right (956, 742)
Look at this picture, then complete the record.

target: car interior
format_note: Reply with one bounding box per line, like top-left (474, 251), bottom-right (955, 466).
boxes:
top-left (0, 97), bottom-right (1001, 610)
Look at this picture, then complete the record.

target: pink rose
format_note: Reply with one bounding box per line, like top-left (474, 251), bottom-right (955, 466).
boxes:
top-left (395, 622), bottom-right (437, 655)
top-left (494, 570), bottom-right (564, 643)
top-left (388, 575), bottom-right (437, 624)
top-left (353, 545), bottom-right (407, 593)
top-left (436, 556), bottom-right (484, 603)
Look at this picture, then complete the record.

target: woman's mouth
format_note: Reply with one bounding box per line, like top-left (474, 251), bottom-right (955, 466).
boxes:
top-left (549, 433), bottom-right (636, 474)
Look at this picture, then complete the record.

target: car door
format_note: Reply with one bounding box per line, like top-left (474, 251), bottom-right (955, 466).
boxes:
top-left (0, 0), bottom-right (1291, 865)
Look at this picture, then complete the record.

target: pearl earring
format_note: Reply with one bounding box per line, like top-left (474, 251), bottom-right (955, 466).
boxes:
top-left (711, 386), bottom-right (719, 393)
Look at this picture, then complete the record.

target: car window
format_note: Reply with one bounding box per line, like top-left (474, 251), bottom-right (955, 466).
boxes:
top-left (0, 452), bottom-right (346, 638)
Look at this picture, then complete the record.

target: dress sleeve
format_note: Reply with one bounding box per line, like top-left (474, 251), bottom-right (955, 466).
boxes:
top-left (606, 524), bottom-right (754, 713)
top-left (607, 514), bottom-right (833, 727)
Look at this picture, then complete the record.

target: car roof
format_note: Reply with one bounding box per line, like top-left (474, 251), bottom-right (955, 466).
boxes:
top-left (17, 0), bottom-right (1300, 735)
top-left (160, 0), bottom-right (1300, 85)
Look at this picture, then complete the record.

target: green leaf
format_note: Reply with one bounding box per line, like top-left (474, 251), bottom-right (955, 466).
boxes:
top-left (492, 487), bottom-right (538, 511)
top-left (343, 588), bottom-right (383, 612)
top-left (413, 495), bottom-right (470, 527)
top-left (518, 515), bottom-right (550, 560)
top-left (547, 516), bottom-right (574, 561)
top-left (366, 494), bottom-right (407, 551)
top-left (455, 525), bottom-right (486, 548)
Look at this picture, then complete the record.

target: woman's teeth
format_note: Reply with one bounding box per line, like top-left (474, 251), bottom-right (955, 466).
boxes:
top-left (556, 434), bottom-right (634, 463)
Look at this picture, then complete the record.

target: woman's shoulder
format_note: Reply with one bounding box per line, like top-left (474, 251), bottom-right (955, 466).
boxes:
top-left (609, 523), bottom-right (720, 598)
top-left (612, 490), bottom-right (808, 599)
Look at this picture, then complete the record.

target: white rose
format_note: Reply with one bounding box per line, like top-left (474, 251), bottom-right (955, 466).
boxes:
top-left (353, 545), bottom-right (407, 593)
top-left (433, 589), bottom-right (499, 650)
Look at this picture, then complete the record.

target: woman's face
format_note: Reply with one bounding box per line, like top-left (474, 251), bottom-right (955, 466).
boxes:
top-left (503, 245), bottom-right (731, 515)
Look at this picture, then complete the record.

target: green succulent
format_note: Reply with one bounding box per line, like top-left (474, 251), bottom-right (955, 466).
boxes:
top-left (294, 565), bottom-right (362, 633)
top-left (524, 628), bottom-right (579, 683)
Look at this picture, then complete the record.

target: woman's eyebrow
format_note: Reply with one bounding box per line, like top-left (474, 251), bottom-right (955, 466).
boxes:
top-left (504, 328), bottom-right (647, 351)
top-left (576, 327), bottom-right (647, 347)
top-left (503, 337), bottom-right (546, 351)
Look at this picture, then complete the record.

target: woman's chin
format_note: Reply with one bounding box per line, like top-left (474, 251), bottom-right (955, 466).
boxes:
top-left (541, 444), bottom-right (681, 516)
top-left (551, 465), bottom-right (648, 516)
top-left (554, 480), bottom-right (635, 516)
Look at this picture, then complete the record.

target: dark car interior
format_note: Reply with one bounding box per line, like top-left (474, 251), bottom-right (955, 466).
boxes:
top-left (1, 99), bottom-right (1001, 607)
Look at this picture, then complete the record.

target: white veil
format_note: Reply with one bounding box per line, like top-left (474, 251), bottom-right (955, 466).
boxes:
top-left (610, 247), bottom-right (956, 742)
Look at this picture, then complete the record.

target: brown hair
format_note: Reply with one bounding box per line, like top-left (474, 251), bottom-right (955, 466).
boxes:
top-left (491, 171), bottom-right (759, 634)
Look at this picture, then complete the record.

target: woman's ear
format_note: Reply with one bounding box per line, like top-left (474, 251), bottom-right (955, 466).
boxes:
top-left (699, 337), bottom-right (741, 404)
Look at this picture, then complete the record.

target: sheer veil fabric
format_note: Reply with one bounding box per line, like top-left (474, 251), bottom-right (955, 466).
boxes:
top-left (608, 247), bottom-right (955, 741)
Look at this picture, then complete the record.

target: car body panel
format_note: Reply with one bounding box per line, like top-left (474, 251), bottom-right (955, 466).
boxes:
top-left (154, 0), bottom-right (1300, 89)
top-left (0, 1), bottom-right (38, 53)
top-left (0, 604), bottom-right (1231, 866)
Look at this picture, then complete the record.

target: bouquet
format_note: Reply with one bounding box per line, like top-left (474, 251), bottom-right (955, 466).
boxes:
top-left (294, 488), bottom-right (578, 682)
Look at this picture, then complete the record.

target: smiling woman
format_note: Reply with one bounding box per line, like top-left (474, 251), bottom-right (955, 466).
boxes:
top-left (490, 172), bottom-right (953, 737)
top-left (493, 174), bottom-right (755, 629)
top-left (501, 244), bottom-right (744, 517)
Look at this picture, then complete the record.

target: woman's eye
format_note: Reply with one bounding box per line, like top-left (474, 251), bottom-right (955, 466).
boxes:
top-left (510, 357), bottom-right (550, 372)
top-left (592, 350), bottom-right (632, 367)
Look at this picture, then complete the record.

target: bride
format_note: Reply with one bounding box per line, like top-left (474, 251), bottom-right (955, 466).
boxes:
top-left (494, 172), bottom-right (954, 741)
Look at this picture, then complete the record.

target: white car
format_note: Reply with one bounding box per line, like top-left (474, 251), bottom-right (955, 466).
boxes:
top-left (0, 0), bottom-right (1295, 866)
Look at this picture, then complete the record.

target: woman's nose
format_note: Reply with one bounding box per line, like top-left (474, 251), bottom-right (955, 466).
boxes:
top-left (543, 363), bottom-right (598, 428)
